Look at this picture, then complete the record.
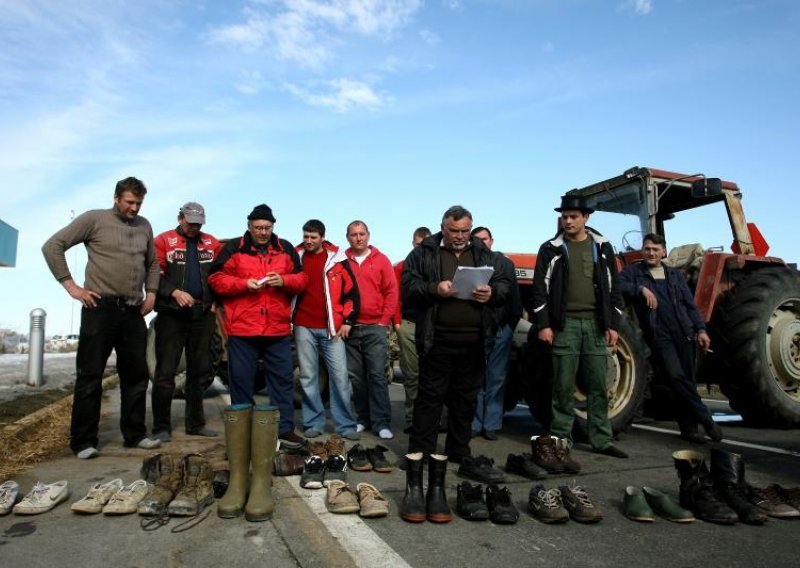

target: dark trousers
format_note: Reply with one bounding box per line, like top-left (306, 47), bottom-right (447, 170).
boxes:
top-left (227, 335), bottom-right (295, 435)
top-left (151, 307), bottom-right (215, 435)
top-left (408, 341), bottom-right (485, 461)
top-left (652, 335), bottom-right (710, 428)
top-left (71, 302), bottom-right (148, 453)
top-left (345, 324), bottom-right (392, 432)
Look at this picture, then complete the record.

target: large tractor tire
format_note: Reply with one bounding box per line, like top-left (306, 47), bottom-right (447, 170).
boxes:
top-left (574, 314), bottom-right (650, 434)
top-left (714, 267), bottom-right (800, 427)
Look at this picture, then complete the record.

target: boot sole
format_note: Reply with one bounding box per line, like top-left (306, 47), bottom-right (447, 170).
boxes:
top-left (217, 506), bottom-right (245, 519)
top-left (401, 512), bottom-right (426, 523)
top-left (245, 511), bottom-right (274, 522)
top-left (427, 513), bottom-right (454, 523)
top-left (169, 494), bottom-right (214, 517)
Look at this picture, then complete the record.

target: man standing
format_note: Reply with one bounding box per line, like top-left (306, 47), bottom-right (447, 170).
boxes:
top-left (294, 219), bottom-right (360, 440)
top-left (208, 204), bottom-right (308, 446)
top-left (42, 176), bottom-right (162, 458)
top-left (618, 233), bottom-right (722, 443)
top-left (151, 202), bottom-right (222, 442)
top-left (470, 226), bottom-right (522, 441)
top-left (343, 221), bottom-right (398, 440)
top-left (402, 206), bottom-right (511, 464)
top-left (532, 194), bottom-right (627, 463)
top-left (393, 226), bottom-right (431, 434)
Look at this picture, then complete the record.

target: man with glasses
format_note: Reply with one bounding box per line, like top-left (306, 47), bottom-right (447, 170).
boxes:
top-left (401, 206), bottom-right (511, 467)
top-left (209, 204), bottom-right (308, 447)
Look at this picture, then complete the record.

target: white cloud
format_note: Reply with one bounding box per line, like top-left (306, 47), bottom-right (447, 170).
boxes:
top-left (419, 28), bottom-right (440, 45)
top-left (284, 78), bottom-right (387, 112)
top-left (235, 69), bottom-right (265, 95)
top-left (619, 0), bottom-right (654, 15)
top-left (443, 0), bottom-right (461, 9)
top-left (209, 0), bottom-right (423, 68)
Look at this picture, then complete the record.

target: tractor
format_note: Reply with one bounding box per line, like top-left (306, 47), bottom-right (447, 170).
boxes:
top-left (506, 166), bottom-right (800, 432)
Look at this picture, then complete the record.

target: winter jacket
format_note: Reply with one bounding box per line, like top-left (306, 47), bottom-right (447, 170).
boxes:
top-left (154, 226), bottom-right (222, 311)
top-left (617, 261), bottom-right (706, 342)
top-left (531, 228), bottom-right (623, 332)
top-left (497, 252), bottom-right (523, 330)
top-left (294, 242), bottom-right (360, 337)
top-left (401, 233), bottom-right (512, 358)
top-left (344, 245), bottom-right (398, 327)
top-left (208, 232), bottom-right (307, 337)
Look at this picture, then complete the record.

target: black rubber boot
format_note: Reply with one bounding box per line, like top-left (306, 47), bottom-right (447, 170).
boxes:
top-left (400, 453), bottom-right (426, 523)
top-left (710, 447), bottom-right (768, 525)
top-left (426, 454), bottom-right (453, 523)
top-left (672, 450), bottom-right (738, 525)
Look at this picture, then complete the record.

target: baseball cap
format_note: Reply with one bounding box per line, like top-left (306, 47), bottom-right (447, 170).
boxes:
top-left (180, 202), bottom-right (206, 224)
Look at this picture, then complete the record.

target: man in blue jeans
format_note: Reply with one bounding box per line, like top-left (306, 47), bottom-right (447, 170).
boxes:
top-left (294, 219), bottom-right (360, 440)
top-left (470, 227), bottom-right (522, 440)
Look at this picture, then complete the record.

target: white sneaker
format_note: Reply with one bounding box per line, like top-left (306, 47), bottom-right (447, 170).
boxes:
top-left (0, 481), bottom-right (22, 515)
top-left (76, 447), bottom-right (99, 459)
top-left (356, 424), bottom-right (366, 433)
top-left (136, 438), bottom-right (162, 450)
top-left (71, 479), bottom-right (124, 514)
top-left (13, 481), bottom-right (70, 515)
top-left (378, 429), bottom-right (394, 440)
top-left (103, 480), bottom-right (150, 515)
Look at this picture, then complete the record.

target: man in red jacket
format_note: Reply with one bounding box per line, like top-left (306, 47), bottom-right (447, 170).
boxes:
top-left (208, 204), bottom-right (308, 446)
top-left (343, 221), bottom-right (399, 440)
top-left (152, 202), bottom-right (222, 442)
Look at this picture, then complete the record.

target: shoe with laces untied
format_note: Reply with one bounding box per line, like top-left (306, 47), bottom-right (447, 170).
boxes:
top-left (13, 481), bottom-right (70, 515)
top-left (528, 485), bottom-right (569, 524)
top-left (167, 454), bottom-right (216, 516)
top-left (71, 479), bottom-right (125, 514)
top-left (559, 483), bottom-right (603, 523)
top-left (486, 484), bottom-right (519, 524)
top-left (0, 480), bottom-right (23, 515)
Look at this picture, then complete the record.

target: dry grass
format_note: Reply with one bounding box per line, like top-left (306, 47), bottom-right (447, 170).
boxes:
top-left (0, 402), bottom-right (72, 481)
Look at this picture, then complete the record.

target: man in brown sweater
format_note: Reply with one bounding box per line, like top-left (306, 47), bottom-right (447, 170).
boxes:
top-left (42, 176), bottom-right (162, 458)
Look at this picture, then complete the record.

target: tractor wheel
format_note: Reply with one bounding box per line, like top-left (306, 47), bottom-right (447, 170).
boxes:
top-left (574, 314), bottom-right (650, 434)
top-left (715, 267), bottom-right (800, 426)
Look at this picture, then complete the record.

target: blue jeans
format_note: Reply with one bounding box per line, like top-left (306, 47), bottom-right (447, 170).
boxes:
top-left (345, 324), bottom-right (392, 432)
top-left (227, 335), bottom-right (295, 436)
top-left (472, 324), bottom-right (513, 433)
top-left (295, 326), bottom-right (357, 435)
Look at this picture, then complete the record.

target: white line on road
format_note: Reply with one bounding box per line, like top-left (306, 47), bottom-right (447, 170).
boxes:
top-left (632, 423), bottom-right (800, 457)
top-left (284, 475), bottom-right (412, 568)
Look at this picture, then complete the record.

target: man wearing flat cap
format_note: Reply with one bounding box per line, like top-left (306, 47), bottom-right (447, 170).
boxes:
top-left (209, 204), bottom-right (308, 447)
top-left (152, 202), bottom-right (222, 442)
top-left (531, 194), bottom-right (627, 468)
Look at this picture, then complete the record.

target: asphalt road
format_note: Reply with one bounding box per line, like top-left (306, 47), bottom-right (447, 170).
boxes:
top-left (1, 369), bottom-right (799, 567)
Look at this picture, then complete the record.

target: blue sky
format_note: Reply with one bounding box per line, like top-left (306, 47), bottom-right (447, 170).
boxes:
top-left (1, 0), bottom-right (798, 335)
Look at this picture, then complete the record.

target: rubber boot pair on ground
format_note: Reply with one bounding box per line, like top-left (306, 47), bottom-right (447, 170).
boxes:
top-left (672, 447), bottom-right (791, 525)
top-left (217, 404), bottom-right (279, 522)
top-left (400, 453), bottom-right (452, 523)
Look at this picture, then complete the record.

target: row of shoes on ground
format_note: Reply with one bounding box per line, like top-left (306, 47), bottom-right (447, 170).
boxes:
top-left (673, 447), bottom-right (800, 525)
top-left (528, 483), bottom-right (603, 524)
top-left (1, 480), bottom-right (70, 516)
top-left (137, 452), bottom-right (215, 517)
top-left (325, 480), bottom-right (390, 517)
top-left (456, 481), bottom-right (519, 524)
top-left (301, 434), bottom-right (348, 489)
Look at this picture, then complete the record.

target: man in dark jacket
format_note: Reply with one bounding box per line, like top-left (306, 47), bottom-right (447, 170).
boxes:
top-left (470, 226), bottom-right (523, 440)
top-left (402, 206), bottom-right (511, 464)
top-left (152, 202), bottom-right (222, 442)
top-left (618, 233), bottom-right (722, 443)
top-left (532, 195), bottom-right (627, 463)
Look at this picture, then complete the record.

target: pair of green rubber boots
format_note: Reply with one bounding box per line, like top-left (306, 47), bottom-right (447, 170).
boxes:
top-left (624, 485), bottom-right (695, 523)
top-left (217, 405), bottom-right (279, 522)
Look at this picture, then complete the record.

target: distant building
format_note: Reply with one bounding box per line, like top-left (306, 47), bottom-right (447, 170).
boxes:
top-left (0, 218), bottom-right (18, 268)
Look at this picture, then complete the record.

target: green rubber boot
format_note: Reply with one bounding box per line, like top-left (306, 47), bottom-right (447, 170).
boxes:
top-left (217, 405), bottom-right (252, 519)
top-left (245, 405), bottom-right (279, 522)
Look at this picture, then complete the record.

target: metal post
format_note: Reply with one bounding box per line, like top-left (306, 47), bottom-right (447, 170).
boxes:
top-left (27, 308), bottom-right (46, 387)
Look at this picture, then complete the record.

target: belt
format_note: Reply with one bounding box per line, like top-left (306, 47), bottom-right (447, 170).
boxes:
top-left (97, 296), bottom-right (140, 309)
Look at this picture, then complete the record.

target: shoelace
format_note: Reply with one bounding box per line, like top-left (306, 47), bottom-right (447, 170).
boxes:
top-left (0, 484), bottom-right (16, 501)
top-left (539, 488), bottom-right (562, 509)
top-left (22, 482), bottom-right (50, 505)
top-left (569, 486), bottom-right (595, 508)
top-left (110, 480), bottom-right (148, 503)
top-left (359, 485), bottom-right (383, 502)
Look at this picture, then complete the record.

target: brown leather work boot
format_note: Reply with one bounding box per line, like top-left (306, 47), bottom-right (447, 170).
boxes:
top-left (137, 453), bottom-right (184, 516)
top-left (530, 436), bottom-right (564, 474)
top-left (167, 454), bottom-right (215, 516)
top-left (554, 437), bottom-right (582, 473)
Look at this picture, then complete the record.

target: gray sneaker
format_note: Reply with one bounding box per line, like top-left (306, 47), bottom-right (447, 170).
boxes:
top-left (559, 484), bottom-right (603, 523)
top-left (528, 485), bottom-right (569, 524)
top-left (136, 437), bottom-right (162, 450)
top-left (71, 479), bottom-right (124, 514)
top-left (0, 481), bottom-right (22, 515)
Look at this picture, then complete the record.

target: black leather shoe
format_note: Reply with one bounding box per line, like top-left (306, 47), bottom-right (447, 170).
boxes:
top-left (457, 455), bottom-right (506, 484)
top-left (505, 453), bottom-right (547, 480)
top-left (486, 484), bottom-right (519, 524)
top-left (456, 481), bottom-right (489, 521)
top-left (593, 445), bottom-right (628, 459)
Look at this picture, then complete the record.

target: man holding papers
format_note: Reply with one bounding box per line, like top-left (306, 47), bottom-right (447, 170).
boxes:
top-left (401, 205), bottom-right (511, 467)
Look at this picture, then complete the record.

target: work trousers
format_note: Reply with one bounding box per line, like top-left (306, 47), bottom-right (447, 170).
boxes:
top-left (71, 300), bottom-right (149, 453)
top-left (550, 317), bottom-right (613, 450)
top-left (346, 324), bottom-right (392, 432)
top-left (396, 319), bottom-right (419, 427)
top-left (652, 334), bottom-right (710, 429)
top-left (151, 306), bottom-right (215, 435)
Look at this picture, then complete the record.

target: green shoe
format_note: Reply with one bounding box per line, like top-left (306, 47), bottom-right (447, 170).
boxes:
top-left (624, 486), bottom-right (655, 522)
top-left (643, 486), bottom-right (695, 523)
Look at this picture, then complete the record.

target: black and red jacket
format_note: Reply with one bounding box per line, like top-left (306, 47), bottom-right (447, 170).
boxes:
top-left (208, 232), bottom-right (307, 337)
top-left (154, 226), bottom-right (222, 311)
